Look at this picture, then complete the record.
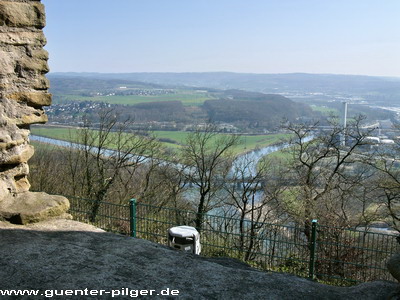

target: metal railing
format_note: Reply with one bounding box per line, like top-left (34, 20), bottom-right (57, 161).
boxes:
top-left (67, 196), bottom-right (399, 286)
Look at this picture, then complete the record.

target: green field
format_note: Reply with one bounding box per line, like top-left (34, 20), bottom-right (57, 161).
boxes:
top-left (235, 134), bottom-right (288, 154)
top-left (31, 126), bottom-right (290, 155)
top-left (31, 127), bottom-right (76, 141)
top-left (59, 91), bottom-right (214, 107)
top-left (263, 149), bottom-right (291, 161)
top-left (155, 131), bottom-right (289, 154)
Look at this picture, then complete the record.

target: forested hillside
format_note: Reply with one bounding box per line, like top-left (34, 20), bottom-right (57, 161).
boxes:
top-left (46, 75), bottom-right (317, 131)
top-left (204, 91), bottom-right (312, 128)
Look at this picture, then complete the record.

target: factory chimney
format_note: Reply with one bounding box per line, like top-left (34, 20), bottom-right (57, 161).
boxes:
top-left (341, 102), bottom-right (348, 146)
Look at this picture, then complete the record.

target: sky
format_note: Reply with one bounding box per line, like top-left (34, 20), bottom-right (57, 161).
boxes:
top-left (42, 0), bottom-right (400, 77)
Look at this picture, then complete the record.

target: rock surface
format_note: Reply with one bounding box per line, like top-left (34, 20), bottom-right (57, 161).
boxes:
top-left (388, 253), bottom-right (400, 283)
top-left (0, 219), bottom-right (398, 300)
top-left (0, 0), bottom-right (69, 222)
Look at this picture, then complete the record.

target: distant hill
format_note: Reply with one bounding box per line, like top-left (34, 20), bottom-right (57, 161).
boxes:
top-left (45, 74), bottom-right (317, 130)
top-left (217, 90), bottom-right (293, 101)
top-left (44, 72), bottom-right (399, 132)
top-left (50, 72), bottom-right (400, 101)
top-left (48, 75), bottom-right (167, 95)
top-left (113, 90), bottom-right (313, 128)
top-left (204, 90), bottom-right (313, 128)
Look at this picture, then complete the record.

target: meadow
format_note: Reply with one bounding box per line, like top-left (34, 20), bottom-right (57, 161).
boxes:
top-left (31, 126), bottom-right (290, 156)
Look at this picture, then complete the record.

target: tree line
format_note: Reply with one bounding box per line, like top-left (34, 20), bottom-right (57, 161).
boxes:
top-left (29, 110), bottom-right (400, 238)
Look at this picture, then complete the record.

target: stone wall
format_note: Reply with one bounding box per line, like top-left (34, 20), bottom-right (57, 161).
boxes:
top-left (0, 0), bottom-right (69, 224)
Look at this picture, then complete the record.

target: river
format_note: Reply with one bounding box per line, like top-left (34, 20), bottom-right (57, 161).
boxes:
top-left (31, 134), bottom-right (301, 177)
top-left (31, 134), bottom-right (397, 234)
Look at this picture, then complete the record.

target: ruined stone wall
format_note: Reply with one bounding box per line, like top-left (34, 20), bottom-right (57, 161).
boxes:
top-left (0, 0), bottom-right (69, 224)
top-left (0, 0), bottom-right (49, 199)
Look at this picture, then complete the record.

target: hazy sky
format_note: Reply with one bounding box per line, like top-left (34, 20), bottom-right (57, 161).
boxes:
top-left (42, 0), bottom-right (400, 77)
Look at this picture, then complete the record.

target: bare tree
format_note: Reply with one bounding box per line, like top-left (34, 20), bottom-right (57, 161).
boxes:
top-left (180, 124), bottom-right (240, 231)
top-left (367, 142), bottom-right (400, 234)
top-left (72, 109), bottom-right (161, 222)
top-left (281, 116), bottom-right (376, 237)
top-left (29, 145), bottom-right (68, 194)
top-left (224, 154), bottom-right (285, 260)
top-left (274, 116), bottom-right (390, 281)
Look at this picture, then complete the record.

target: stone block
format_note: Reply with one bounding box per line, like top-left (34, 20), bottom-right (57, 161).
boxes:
top-left (0, 191), bottom-right (70, 224)
top-left (0, 2), bottom-right (45, 29)
top-left (0, 127), bottom-right (30, 151)
top-left (1, 98), bottom-right (48, 125)
top-left (0, 131), bottom-right (12, 148)
top-left (14, 175), bottom-right (30, 193)
top-left (0, 51), bottom-right (16, 75)
top-left (8, 91), bottom-right (52, 107)
top-left (32, 76), bottom-right (50, 90)
top-left (19, 57), bottom-right (49, 73)
top-left (0, 137), bottom-right (26, 150)
top-left (0, 31), bottom-right (45, 46)
top-left (0, 162), bottom-right (30, 198)
top-left (0, 32), bottom-right (46, 46)
top-left (0, 144), bottom-right (34, 164)
top-left (17, 109), bottom-right (48, 125)
top-left (31, 49), bottom-right (48, 60)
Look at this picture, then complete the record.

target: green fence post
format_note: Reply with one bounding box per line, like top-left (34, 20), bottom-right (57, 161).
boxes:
top-left (308, 219), bottom-right (318, 280)
top-left (130, 198), bottom-right (137, 238)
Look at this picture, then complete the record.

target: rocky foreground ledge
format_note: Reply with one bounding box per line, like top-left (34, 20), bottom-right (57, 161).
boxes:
top-left (0, 219), bottom-right (398, 300)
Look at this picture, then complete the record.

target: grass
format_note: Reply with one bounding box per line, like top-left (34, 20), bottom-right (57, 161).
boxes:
top-left (236, 134), bottom-right (288, 153)
top-left (59, 91), bottom-right (215, 107)
top-left (153, 130), bottom-right (189, 146)
top-left (31, 126), bottom-right (291, 155)
top-left (265, 149), bottom-right (292, 161)
top-left (154, 131), bottom-right (290, 153)
top-left (31, 127), bottom-right (77, 142)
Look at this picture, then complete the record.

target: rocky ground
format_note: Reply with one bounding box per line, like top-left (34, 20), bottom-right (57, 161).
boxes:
top-left (0, 218), bottom-right (399, 299)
